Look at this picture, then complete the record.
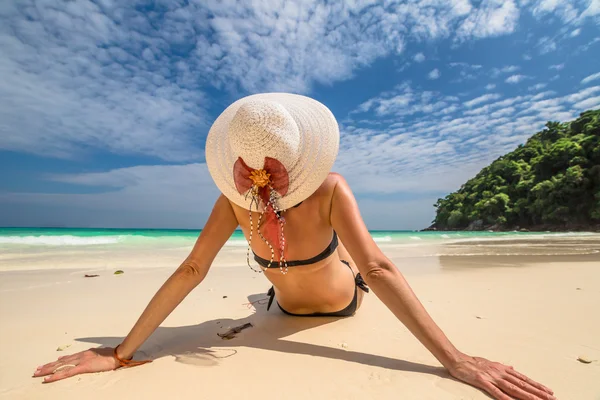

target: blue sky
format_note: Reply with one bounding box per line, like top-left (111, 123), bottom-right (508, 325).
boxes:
top-left (1, 0), bottom-right (599, 230)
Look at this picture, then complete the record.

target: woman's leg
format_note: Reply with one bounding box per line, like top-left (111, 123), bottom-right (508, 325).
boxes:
top-left (337, 239), bottom-right (366, 310)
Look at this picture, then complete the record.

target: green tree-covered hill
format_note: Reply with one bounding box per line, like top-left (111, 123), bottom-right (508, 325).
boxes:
top-left (430, 109), bottom-right (600, 231)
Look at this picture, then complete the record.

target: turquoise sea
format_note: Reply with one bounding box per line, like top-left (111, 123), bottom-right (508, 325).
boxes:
top-left (0, 227), bottom-right (591, 248)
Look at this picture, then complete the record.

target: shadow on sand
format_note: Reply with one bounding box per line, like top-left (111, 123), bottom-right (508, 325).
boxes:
top-left (77, 293), bottom-right (447, 378)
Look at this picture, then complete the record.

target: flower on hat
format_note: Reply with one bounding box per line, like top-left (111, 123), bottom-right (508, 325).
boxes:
top-left (233, 157), bottom-right (289, 198)
top-left (249, 169), bottom-right (271, 188)
top-left (233, 156), bottom-right (290, 272)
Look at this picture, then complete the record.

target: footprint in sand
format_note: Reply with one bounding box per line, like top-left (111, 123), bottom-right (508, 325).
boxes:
top-left (174, 349), bottom-right (238, 367)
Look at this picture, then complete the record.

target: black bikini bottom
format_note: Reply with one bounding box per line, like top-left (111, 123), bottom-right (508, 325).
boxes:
top-left (266, 260), bottom-right (369, 317)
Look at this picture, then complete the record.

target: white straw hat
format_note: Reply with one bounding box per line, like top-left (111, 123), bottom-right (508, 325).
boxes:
top-left (206, 93), bottom-right (340, 211)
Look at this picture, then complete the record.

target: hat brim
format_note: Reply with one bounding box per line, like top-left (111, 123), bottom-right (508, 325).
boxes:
top-left (206, 93), bottom-right (339, 211)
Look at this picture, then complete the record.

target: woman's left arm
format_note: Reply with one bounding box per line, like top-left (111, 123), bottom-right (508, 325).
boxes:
top-left (329, 175), bottom-right (555, 400)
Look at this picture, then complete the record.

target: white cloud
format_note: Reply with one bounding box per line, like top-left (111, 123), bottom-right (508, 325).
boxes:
top-left (577, 37), bottom-right (600, 53)
top-left (549, 63), bottom-right (565, 70)
top-left (491, 65), bottom-right (520, 77)
top-left (335, 128), bottom-right (489, 196)
top-left (506, 74), bottom-right (528, 84)
top-left (0, 10), bottom-right (208, 161)
top-left (538, 36), bottom-right (557, 54)
top-left (581, 72), bottom-right (600, 84)
top-left (3, 0), bottom-right (600, 230)
top-left (449, 62), bottom-right (483, 69)
top-left (528, 83), bottom-right (547, 91)
top-left (352, 83), bottom-right (458, 117)
top-left (428, 69), bottom-right (441, 79)
top-left (485, 84), bottom-right (496, 90)
top-left (1, 0), bottom-right (539, 161)
top-left (523, 54), bottom-right (533, 60)
top-left (448, 62), bottom-right (484, 82)
top-left (1, 164), bottom-right (221, 228)
top-left (0, 169), bottom-right (440, 230)
top-left (490, 106), bottom-right (516, 118)
top-left (464, 93), bottom-right (502, 108)
top-left (456, 0), bottom-right (520, 39)
top-left (529, 91), bottom-right (556, 101)
top-left (529, 0), bottom-right (600, 24)
top-left (342, 83), bottom-right (600, 203)
top-left (531, 0), bottom-right (580, 22)
top-left (414, 53), bottom-right (426, 62)
top-left (562, 85), bottom-right (600, 103)
top-left (579, 0), bottom-right (600, 19)
top-left (7, 82), bottom-right (600, 230)
top-left (570, 28), bottom-right (581, 37)
top-left (503, 65), bottom-right (520, 73)
top-left (573, 96), bottom-right (600, 110)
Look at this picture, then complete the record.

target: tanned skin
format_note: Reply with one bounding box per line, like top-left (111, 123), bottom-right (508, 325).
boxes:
top-left (34, 174), bottom-right (555, 400)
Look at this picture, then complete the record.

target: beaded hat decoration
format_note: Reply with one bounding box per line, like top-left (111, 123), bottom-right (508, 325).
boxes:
top-left (205, 93), bottom-right (340, 274)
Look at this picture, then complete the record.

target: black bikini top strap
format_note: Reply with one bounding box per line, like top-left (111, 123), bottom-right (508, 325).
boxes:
top-left (254, 231), bottom-right (338, 268)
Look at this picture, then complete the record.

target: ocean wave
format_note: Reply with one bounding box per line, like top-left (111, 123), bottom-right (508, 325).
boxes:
top-left (446, 231), bottom-right (599, 244)
top-left (0, 235), bottom-right (123, 246)
top-left (226, 235), bottom-right (397, 245)
top-left (373, 236), bottom-right (392, 243)
top-left (538, 232), bottom-right (597, 237)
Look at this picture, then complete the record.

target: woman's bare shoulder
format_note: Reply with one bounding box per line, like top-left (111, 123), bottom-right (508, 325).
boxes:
top-left (311, 173), bottom-right (351, 213)
top-left (309, 173), bottom-right (349, 201)
top-left (320, 172), bottom-right (347, 191)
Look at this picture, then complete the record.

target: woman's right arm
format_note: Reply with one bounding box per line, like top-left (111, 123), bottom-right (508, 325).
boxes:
top-left (33, 195), bottom-right (239, 383)
top-left (330, 175), bottom-right (555, 400)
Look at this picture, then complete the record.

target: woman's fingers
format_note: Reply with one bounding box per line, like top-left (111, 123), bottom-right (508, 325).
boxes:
top-left (504, 374), bottom-right (556, 400)
top-left (480, 381), bottom-right (512, 400)
top-left (497, 379), bottom-right (548, 400)
top-left (33, 361), bottom-right (67, 377)
top-left (451, 357), bottom-right (555, 400)
top-left (33, 354), bottom-right (82, 377)
top-left (507, 368), bottom-right (554, 395)
top-left (42, 365), bottom-right (86, 383)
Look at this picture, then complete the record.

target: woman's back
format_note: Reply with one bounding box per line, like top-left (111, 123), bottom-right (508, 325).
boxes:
top-left (231, 173), bottom-right (358, 313)
top-left (232, 173), bottom-right (339, 263)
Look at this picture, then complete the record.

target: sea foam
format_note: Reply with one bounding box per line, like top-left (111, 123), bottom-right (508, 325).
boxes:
top-left (373, 235), bottom-right (392, 242)
top-left (0, 235), bottom-right (122, 246)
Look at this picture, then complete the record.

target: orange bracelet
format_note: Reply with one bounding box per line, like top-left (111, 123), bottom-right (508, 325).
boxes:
top-left (113, 345), bottom-right (152, 368)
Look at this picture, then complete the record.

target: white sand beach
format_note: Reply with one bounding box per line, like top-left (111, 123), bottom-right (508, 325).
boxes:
top-left (1, 236), bottom-right (599, 399)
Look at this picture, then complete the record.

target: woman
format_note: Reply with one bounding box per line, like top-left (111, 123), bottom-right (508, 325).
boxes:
top-left (34, 94), bottom-right (555, 400)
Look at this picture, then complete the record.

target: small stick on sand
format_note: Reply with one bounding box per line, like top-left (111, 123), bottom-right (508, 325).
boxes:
top-left (217, 323), bottom-right (253, 340)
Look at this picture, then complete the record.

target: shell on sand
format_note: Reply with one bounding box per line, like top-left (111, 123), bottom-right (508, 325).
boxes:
top-left (577, 356), bottom-right (592, 364)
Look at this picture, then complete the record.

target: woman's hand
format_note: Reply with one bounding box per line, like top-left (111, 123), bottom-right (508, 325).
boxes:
top-left (32, 347), bottom-right (119, 383)
top-left (450, 355), bottom-right (556, 400)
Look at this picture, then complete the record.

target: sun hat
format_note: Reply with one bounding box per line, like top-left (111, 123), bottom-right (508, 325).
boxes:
top-left (205, 93), bottom-right (340, 274)
top-left (205, 92), bottom-right (340, 211)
